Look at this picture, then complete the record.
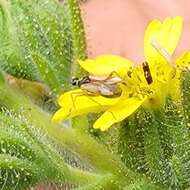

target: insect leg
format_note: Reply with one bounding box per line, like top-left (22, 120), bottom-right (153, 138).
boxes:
top-left (69, 90), bottom-right (103, 114)
top-left (69, 90), bottom-right (119, 124)
top-left (105, 70), bottom-right (129, 86)
top-left (82, 94), bottom-right (119, 123)
top-left (108, 110), bottom-right (119, 123)
top-left (107, 70), bottom-right (123, 79)
top-left (69, 91), bottom-right (86, 116)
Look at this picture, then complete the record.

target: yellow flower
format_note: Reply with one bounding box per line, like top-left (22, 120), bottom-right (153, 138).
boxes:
top-left (52, 16), bottom-right (190, 131)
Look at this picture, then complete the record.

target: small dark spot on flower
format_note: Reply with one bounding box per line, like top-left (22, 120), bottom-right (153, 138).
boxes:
top-left (127, 71), bottom-right (132, 78)
top-left (129, 93), bottom-right (133, 97)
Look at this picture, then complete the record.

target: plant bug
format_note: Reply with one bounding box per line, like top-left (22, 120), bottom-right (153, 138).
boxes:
top-left (71, 73), bottom-right (123, 97)
top-left (68, 72), bottom-right (125, 121)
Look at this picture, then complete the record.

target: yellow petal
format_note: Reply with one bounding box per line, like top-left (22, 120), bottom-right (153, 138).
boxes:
top-left (52, 89), bottom-right (120, 122)
top-left (78, 55), bottom-right (134, 78)
top-left (93, 97), bottom-right (146, 131)
top-left (52, 108), bottom-right (71, 123)
top-left (175, 51), bottom-right (190, 68)
top-left (144, 16), bottom-right (182, 66)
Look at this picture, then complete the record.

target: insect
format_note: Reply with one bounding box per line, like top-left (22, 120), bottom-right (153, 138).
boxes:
top-left (71, 73), bottom-right (123, 97)
top-left (142, 61), bottom-right (153, 85)
top-left (69, 73), bottom-right (124, 121)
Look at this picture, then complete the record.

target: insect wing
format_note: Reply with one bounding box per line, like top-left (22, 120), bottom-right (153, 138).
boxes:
top-left (97, 84), bottom-right (114, 96)
top-left (98, 83), bottom-right (122, 96)
top-left (89, 75), bottom-right (122, 84)
top-left (103, 77), bottom-right (122, 84)
top-left (80, 83), bottom-right (100, 94)
top-left (89, 75), bottom-right (108, 81)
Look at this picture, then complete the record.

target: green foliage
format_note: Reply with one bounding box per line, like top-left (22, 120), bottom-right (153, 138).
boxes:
top-left (0, 112), bottom-right (67, 189)
top-left (32, 54), bottom-right (60, 93)
top-left (119, 70), bottom-right (190, 190)
top-left (0, 0), bottom-right (87, 91)
top-left (75, 175), bottom-right (119, 190)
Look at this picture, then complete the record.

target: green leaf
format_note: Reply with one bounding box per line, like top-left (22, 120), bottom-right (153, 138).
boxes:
top-left (0, 154), bottom-right (40, 190)
top-left (119, 92), bottom-right (190, 189)
top-left (180, 70), bottom-right (190, 124)
top-left (160, 98), bottom-right (190, 189)
top-left (0, 0), bottom-right (87, 89)
top-left (0, 109), bottom-right (103, 189)
top-left (119, 113), bottom-right (147, 174)
top-left (124, 178), bottom-right (164, 190)
top-left (32, 54), bottom-right (61, 93)
top-left (142, 110), bottom-right (168, 184)
top-left (66, 0), bottom-right (87, 76)
top-left (0, 0), bottom-right (36, 80)
top-left (0, 112), bottom-right (69, 189)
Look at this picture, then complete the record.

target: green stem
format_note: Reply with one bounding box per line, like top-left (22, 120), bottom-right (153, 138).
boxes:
top-left (75, 174), bottom-right (119, 190)
top-left (67, 165), bottom-right (103, 185)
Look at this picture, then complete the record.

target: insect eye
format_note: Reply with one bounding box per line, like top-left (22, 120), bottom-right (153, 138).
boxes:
top-left (71, 77), bottom-right (79, 86)
top-left (83, 76), bottom-right (90, 83)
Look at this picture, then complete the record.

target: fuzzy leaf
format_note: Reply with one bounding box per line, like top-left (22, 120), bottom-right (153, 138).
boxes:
top-left (181, 70), bottom-right (190, 123)
top-left (119, 113), bottom-right (147, 174)
top-left (76, 175), bottom-right (119, 190)
top-left (0, 0), bottom-right (87, 90)
top-left (32, 54), bottom-right (61, 93)
top-left (0, 112), bottom-right (69, 189)
top-left (119, 93), bottom-right (190, 189)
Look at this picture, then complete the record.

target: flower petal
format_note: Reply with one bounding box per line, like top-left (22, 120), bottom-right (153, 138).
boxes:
top-left (52, 89), bottom-right (120, 122)
top-left (78, 55), bottom-right (134, 78)
top-left (93, 97), bottom-right (146, 131)
top-left (144, 16), bottom-right (182, 66)
top-left (175, 51), bottom-right (190, 68)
